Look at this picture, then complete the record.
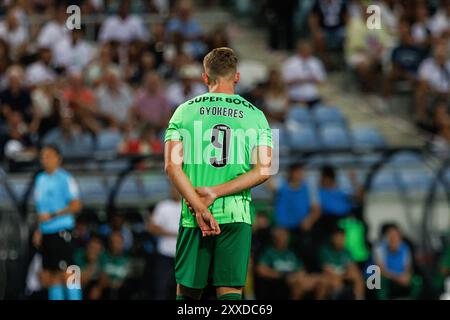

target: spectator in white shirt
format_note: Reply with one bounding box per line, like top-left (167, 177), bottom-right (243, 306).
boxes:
top-left (36, 4), bottom-right (69, 56)
top-left (98, 0), bottom-right (148, 44)
top-left (53, 28), bottom-right (94, 73)
top-left (281, 41), bottom-right (326, 108)
top-left (167, 63), bottom-right (206, 109)
top-left (96, 68), bottom-right (134, 128)
top-left (148, 187), bottom-right (181, 300)
top-left (0, 7), bottom-right (28, 61)
top-left (411, 2), bottom-right (433, 49)
top-left (25, 47), bottom-right (56, 88)
top-left (416, 41), bottom-right (450, 122)
top-left (429, 0), bottom-right (450, 39)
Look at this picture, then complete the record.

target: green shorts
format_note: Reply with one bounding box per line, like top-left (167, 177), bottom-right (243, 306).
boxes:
top-left (175, 222), bottom-right (252, 289)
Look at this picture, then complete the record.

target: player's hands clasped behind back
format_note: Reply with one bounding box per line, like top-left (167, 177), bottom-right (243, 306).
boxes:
top-left (195, 211), bottom-right (220, 237)
top-left (185, 186), bottom-right (220, 237)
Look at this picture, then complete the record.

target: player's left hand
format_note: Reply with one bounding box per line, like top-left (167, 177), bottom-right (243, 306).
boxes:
top-left (38, 213), bottom-right (52, 222)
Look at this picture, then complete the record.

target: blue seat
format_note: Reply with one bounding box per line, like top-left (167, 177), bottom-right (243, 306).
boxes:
top-left (399, 170), bottom-right (432, 193)
top-left (351, 127), bottom-right (386, 148)
top-left (287, 106), bottom-right (312, 124)
top-left (327, 154), bottom-right (357, 166)
top-left (388, 152), bottom-right (424, 168)
top-left (319, 124), bottom-right (351, 149)
top-left (371, 170), bottom-right (402, 192)
top-left (116, 176), bottom-right (147, 202)
top-left (96, 129), bottom-right (123, 153)
top-left (288, 124), bottom-right (320, 151)
top-left (76, 177), bottom-right (109, 203)
top-left (313, 105), bottom-right (346, 125)
top-left (142, 175), bottom-right (170, 198)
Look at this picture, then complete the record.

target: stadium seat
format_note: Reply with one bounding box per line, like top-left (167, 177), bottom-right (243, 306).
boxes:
top-left (399, 169), bottom-right (433, 193)
top-left (388, 152), bottom-right (424, 168)
top-left (76, 176), bottom-right (109, 203)
top-left (142, 175), bottom-right (170, 198)
top-left (95, 129), bottom-right (123, 153)
top-left (287, 106), bottom-right (312, 124)
top-left (288, 124), bottom-right (321, 151)
top-left (371, 170), bottom-right (402, 192)
top-left (351, 127), bottom-right (386, 149)
top-left (319, 124), bottom-right (351, 149)
top-left (312, 105), bottom-right (346, 125)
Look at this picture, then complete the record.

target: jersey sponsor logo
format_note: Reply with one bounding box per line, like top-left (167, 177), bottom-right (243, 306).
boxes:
top-left (187, 95), bottom-right (256, 110)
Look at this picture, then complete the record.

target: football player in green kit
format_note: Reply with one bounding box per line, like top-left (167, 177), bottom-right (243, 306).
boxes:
top-left (165, 47), bottom-right (273, 300)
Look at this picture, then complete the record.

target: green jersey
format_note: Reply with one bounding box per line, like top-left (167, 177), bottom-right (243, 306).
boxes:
top-left (165, 92), bottom-right (272, 227)
top-left (319, 245), bottom-right (354, 274)
top-left (258, 247), bottom-right (303, 273)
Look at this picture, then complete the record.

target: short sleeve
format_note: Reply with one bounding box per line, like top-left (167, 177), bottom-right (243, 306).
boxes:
top-left (418, 60), bottom-right (431, 81)
top-left (152, 203), bottom-right (166, 227)
top-left (66, 175), bottom-right (80, 201)
top-left (313, 58), bottom-right (327, 82)
top-left (33, 175), bottom-right (44, 213)
top-left (255, 112), bottom-right (273, 148)
top-left (164, 105), bottom-right (184, 142)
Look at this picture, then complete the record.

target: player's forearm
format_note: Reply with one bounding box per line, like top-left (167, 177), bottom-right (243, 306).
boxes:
top-left (211, 166), bottom-right (271, 199)
top-left (165, 163), bottom-right (208, 213)
top-left (56, 199), bottom-right (82, 216)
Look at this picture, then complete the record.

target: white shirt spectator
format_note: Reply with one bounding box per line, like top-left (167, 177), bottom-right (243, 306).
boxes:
top-left (25, 62), bottom-right (56, 87)
top-left (411, 21), bottom-right (432, 45)
top-left (98, 15), bottom-right (147, 43)
top-left (418, 57), bottom-right (450, 93)
top-left (37, 21), bottom-right (69, 51)
top-left (151, 199), bottom-right (181, 258)
top-left (166, 82), bottom-right (206, 108)
top-left (96, 84), bottom-right (134, 123)
top-left (0, 21), bottom-right (28, 57)
top-left (282, 55), bottom-right (326, 102)
top-left (429, 9), bottom-right (450, 37)
top-left (53, 38), bottom-right (94, 72)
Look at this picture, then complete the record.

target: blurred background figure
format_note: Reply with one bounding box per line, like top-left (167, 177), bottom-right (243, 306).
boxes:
top-left (89, 231), bottom-right (131, 300)
top-left (373, 224), bottom-right (418, 300)
top-left (281, 41), bottom-right (326, 108)
top-left (32, 145), bottom-right (82, 300)
top-left (256, 227), bottom-right (327, 300)
top-left (148, 187), bottom-right (181, 300)
top-left (319, 227), bottom-right (365, 300)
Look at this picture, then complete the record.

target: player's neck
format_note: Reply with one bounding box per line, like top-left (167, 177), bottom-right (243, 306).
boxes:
top-left (208, 82), bottom-right (236, 95)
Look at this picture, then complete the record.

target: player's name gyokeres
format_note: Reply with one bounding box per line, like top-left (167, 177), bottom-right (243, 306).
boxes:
top-left (199, 106), bottom-right (244, 119)
top-left (187, 95), bottom-right (256, 110)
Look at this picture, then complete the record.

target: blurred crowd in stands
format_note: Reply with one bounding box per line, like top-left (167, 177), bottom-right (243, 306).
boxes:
top-left (0, 0), bottom-right (227, 161)
top-left (0, 0), bottom-right (449, 300)
top-left (261, 0), bottom-right (449, 153)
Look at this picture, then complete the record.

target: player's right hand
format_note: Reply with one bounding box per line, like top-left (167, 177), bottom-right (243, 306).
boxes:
top-left (195, 210), bottom-right (221, 237)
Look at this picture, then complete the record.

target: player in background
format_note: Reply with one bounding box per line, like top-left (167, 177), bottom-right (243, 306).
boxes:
top-left (32, 145), bottom-right (82, 300)
top-left (165, 47), bottom-right (273, 300)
